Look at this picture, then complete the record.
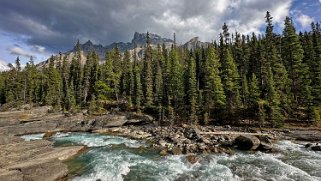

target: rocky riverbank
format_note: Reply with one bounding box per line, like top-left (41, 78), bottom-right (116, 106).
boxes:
top-left (1, 105), bottom-right (321, 180)
top-left (94, 125), bottom-right (279, 156)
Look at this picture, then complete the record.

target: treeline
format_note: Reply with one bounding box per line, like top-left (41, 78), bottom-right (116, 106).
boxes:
top-left (1, 12), bottom-right (321, 127)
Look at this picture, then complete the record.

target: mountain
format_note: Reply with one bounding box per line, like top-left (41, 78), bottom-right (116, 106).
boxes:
top-left (38, 32), bottom-right (209, 67)
top-left (0, 61), bottom-right (10, 72)
top-left (183, 37), bottom-right (210, 50)
top-left (72, 32), bottom-right (174, 58)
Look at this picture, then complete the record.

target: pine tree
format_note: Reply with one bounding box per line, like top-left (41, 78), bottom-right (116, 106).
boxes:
top-left (282, 17), bottom-right (312, 118)
top-left (185, 52), bottom-right (198, 124)
top-left (265, 11), bottom-right (291, 114)
top-left (249, 74), bottom-right (261, 123)
top-left (153, 45), bottom-right (163, 106)
top-left (123, 50), bottom-right (134, 107)
top-left (142, 32), bottom-right (154, 107)
top-left (133, 47), bottom-right (143, 113)
top-left (203, 45), bottom-right (226, 124)
top-left (70, 40), bottom-right (82, 105)
top-left (168, 45), bottom-right (183, 120)
top-left (220, 29), bottom-right (241, 121)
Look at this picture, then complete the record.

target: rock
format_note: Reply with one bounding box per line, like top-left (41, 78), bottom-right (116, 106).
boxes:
top-left (8, 158), bottom-right (68, 181)
top-left (311, 145), bottom-right (321, 151)
top-left (184, 126), bottom-right (201, 140)
top-left (159, 139), bottom-right (167, 147)
top-left (82, 109), bottom-right (88, 116)
top-left (0, 134), bottom-right (23, 145)
top-left (201, 137), bottom-right (211, 145)
top-left (186, 155), bottom-right (199, 164)
top-left (234, 135), bottom-right (261, 150)
top-left (224, 125), bottom-right (231, 129)
top-left (257, 142), bottom-right (273, 152)
top-left (160, 149), bottom-right (168, 156)
top-left (184, 139), bottom-right (192, 144)
top-left (43, 131), bottom-right (57, 138)
top-left (0, 169), bottom-right (23, 181)
top-left (305, 143), bottom-right (313, 148)
top-left (172, 146), bottom-right (182, 155)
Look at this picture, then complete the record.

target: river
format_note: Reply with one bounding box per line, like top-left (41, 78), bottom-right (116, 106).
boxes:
top-left (22, 132), bottom-right (321, 181)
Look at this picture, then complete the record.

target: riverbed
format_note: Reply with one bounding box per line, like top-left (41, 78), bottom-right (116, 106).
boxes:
top-left (22, 132), bottom-right (321, 181)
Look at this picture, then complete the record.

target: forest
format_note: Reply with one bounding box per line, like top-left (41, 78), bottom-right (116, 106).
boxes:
top-left (1, 11), bottom-right (321, 127)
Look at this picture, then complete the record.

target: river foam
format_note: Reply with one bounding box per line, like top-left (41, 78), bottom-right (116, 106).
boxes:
top-left (22, 132), bottom-right (321, 181)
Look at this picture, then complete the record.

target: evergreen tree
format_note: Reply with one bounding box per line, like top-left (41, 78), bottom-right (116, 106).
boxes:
top-left (185, 52), bottom-right (198, 123)
top-left (142, 32), bottom-right (154, 107)
top-left (203, 45), bottom-right (226, 124)
top-left (282, 17), bottom-right (312, 118)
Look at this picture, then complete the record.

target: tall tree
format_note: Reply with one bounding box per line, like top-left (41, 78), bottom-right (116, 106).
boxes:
top-left (185, 52), bottom-right (198, 123)
top-left (203, 45), bottom-right (226, 124)
top-left (142, 32), bottom-right (154, 107)
top-left (282, 16), bottom-right (313, 120)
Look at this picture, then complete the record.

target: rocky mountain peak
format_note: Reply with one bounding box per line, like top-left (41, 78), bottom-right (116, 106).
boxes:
top-left (183, 37), bottom-right (210, 50)
top-left (131, 32), bottom-right (174, 47)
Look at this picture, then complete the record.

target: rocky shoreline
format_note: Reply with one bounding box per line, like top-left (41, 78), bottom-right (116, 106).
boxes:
top-left (1, 106), bottom-right (321, 180)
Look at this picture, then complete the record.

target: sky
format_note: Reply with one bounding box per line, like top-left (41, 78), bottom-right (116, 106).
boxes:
top-left (0, 0), bottom-right (321, 65)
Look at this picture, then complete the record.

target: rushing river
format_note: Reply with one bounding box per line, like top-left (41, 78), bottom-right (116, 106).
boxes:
top-left (22, 133), bottom-right (321, 181)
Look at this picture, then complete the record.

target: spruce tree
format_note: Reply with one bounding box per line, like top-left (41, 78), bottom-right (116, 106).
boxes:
top-left (282, 17), bottom-right (312, 118)
top-left (142, 32), bottom-right (154, 107)
top-left (203, 45), bottom-right (226, 123)
top-left (185, 52), bottom-right (198, 124)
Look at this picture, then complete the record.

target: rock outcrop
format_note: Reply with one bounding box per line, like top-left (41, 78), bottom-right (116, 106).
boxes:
top-left (0, 135), bottom-right (85, 181)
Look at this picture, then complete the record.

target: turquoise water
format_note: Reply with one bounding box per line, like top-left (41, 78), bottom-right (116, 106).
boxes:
top-left (22, 133), bottom-right (321, 181)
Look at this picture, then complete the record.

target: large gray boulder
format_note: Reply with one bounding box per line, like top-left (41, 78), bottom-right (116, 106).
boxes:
top-left (235, 135), bottom-right (261, 150)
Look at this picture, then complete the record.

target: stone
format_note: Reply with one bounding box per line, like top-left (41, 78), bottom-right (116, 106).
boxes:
top-left (172, 146), bottom-right (182, 155)
top-left (184, 139), bottom-right (192, 144)
top-left (305, 143), bottom-right (313, 148)
top-left (311, 145), bottom-right (321, 151)
top-left (257, 142), bottom-right (273, 152)
top-left (8, 158), bottom-right (68, 181)
top-left (186, 155), bottom-right (199, 164)
top-left (43, 131), bottom-right (57, 138)
top-left (0, 170), bottom-right (23, 181)
top-left (160, 149), bottom-right (167, 156)
top-left (234, 135), bottom-right (261, 150)
top-left (159, 139), bottom-right (167, 147)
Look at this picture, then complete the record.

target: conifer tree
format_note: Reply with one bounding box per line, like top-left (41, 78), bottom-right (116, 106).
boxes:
top-left (282, 17), bottom-right (312, 115)
top-left (203, 45), bottom-right (226, 123)
top-left (142, 32), bottom-right (154, 107)
top-left (133, 48), bottom-right (143, 113)
top-left (185, 52), bottom-right (198, 123)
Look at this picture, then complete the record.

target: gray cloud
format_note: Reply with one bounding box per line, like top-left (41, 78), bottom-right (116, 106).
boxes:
top-left (8, 46), bottom-right (34, 58)
top-left (0, 0), bottom-right (292, 52)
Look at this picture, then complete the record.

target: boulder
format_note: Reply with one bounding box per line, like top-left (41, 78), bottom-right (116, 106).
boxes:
top-left (257, 142), bottom-right (273, 152)
top-left (234, 135), bottom-right (261, 150)
top-left (256, 135), bottom-right (274, 152)
top-left (305, 143), bottom-right (313, 148)
top-left (311, 145), bottom-right (321, 151)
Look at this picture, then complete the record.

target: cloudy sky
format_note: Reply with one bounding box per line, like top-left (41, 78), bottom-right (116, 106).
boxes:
top-left (0, 0), bottom-right (321, 64)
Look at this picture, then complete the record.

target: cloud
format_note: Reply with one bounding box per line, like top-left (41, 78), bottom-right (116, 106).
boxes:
top-left (32, 45), bottom-right (46, 54)
top-left (297, 13), bottom-right (313, 27)
top-left (0, 0), bottom-right (293, 51)
top-left (8, 46), bottom-right (34, 58)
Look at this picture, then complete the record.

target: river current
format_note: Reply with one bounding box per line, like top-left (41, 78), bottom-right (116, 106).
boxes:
top-left (22, 132), bottom-right (321, 181)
